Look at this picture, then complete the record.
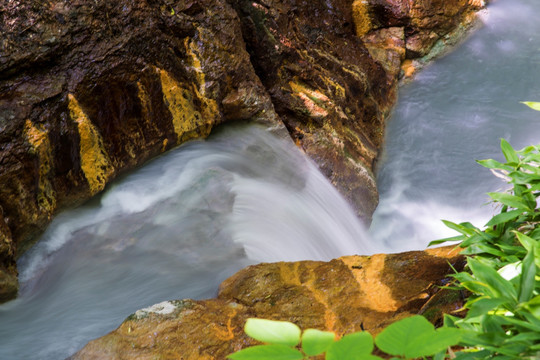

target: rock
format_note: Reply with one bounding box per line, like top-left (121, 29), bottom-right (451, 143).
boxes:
top-left (71, 246), bottom-right (465, 359)
top-left (0, 0), bottom-right (279, 301)
top-left (227, 0), bottom-right (487, 223)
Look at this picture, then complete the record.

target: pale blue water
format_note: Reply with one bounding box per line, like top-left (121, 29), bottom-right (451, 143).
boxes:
top-left (370, 0), bottom-right (540, 252)
top-left (0, 125), bottom-right (372, 359)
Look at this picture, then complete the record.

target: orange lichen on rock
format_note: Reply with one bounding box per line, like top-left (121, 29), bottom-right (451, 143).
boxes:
top-left (340, 254), bottom-right (399, 313)
top-left (73, 247), bottom-right (465, 359)
top-left (24, 119), bottom-right (56, 216)
top-left (158, 68), bottom-right (219, 144)
top-left (352, 0), bottom-right (373, 37)
top-left (68, 94), bottom-right (114, 195)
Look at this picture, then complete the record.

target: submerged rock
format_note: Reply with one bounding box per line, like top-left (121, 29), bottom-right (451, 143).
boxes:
top-left (0, 0), bottom-right (486, 301)
top-left (71, 246), bottom-right (465, 359)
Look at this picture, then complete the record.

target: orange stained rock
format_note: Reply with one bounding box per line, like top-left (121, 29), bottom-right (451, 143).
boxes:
top-left (67, 94), bottom-right (114, 195)
top-left (401, 59), bottom-right (417, 78)
top-left (289, 81), bottom-right (330, 119)
top-left (24, 119), bottom-right (56, 216)
top-left (279, 262), bottom-right (339, 333)
top-left (73, 248), bottom-right (465, 359)
top-left (340, 254), bottom-right (399, 312)
top-left (352, 0), bottom-right (372, 37)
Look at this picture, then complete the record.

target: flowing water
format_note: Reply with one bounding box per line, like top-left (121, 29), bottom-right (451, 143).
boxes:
top-left (0, 125), bottom-right (375, 359)
top-left (370, 0), bottom-right (540, 252)
top-left (1, 0), bottom-right (540, 358)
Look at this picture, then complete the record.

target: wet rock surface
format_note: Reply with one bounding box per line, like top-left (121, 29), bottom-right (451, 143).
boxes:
top-left (0, 0), bottom-right (485, 301)
top-left (0, 0), bottom-right (278, 301)
top-left (71, 246), bottom-right (465, 359)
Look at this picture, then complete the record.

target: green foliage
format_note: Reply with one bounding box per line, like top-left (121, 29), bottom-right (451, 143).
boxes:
top-left (244, 318), bottom-right (301, 347)
top-left (228, 315), bottom-right (461, 359)
top-left (432, 139), bottom-right (540, 359)
top-left (375, 315), bottom-right (462, 359)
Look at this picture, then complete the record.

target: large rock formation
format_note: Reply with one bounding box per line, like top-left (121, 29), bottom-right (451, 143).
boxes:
top-left (0, 0), bottom-right (485, 302)
top-left (0, 0), bottom-right (279, 302)
top-left (71, 246), bottom-right (465, 359)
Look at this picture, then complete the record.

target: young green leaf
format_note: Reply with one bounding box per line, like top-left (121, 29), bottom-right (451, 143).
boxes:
top-left (476, 158), bottom-right (512, 171)
top-left (326, 332), bottom-right (374, 360)
top-left (487, 192), bottom-right (532, 211)
top-left (485, 209), bottom-right (522, 227)
top-left (467, 258), bottom-right (517, 303)
top-left (500, 139), bottom-right (519, 164)
top-left (244, 319), bottom-right (301, 346)
top-left (301, 329), bottom-right (335, 356)
top-left (227, 345), bottom-right (304, 360)
top-left (466, 298), bottom-right (507, 318)
top-left (521, 101), bottom-right (540, 111)
top-left (518, 245), bottom-right (536, 303)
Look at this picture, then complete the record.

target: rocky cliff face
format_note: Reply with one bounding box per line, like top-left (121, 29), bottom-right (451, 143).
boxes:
top-left (0, 0), bottom-right (484, 302)
top-left (0, 0), bottom-right (279, 302)
top-left (71, 247), bottom-right (465, 359)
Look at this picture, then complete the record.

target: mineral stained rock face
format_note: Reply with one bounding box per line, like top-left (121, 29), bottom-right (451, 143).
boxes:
top-left (228, 0), bottom-right (485, 223)
top-left (0, 0), bottom-right (485, 302)
top-left (0, 0), bottom-right (278, 302)
top-left (71, 247), bottom-right (465, 359)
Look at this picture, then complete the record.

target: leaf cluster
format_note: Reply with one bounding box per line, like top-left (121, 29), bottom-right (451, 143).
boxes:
top-left (228, 316), bottom-right (461, 360)
top-left (431, 139), bottom-right (540, 359)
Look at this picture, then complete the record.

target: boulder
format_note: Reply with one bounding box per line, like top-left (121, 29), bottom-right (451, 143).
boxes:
top-left (71, 246), bottom-right (465, 359)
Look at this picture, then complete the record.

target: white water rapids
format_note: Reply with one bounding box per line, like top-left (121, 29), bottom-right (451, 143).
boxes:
top-left (1, 0), bottom-right (540, 358)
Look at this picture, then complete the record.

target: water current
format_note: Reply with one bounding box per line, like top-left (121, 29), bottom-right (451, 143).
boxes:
top-left (1, 0), bottom-right (540, 358)
top-left (371, 0), bottom-right (540, 252)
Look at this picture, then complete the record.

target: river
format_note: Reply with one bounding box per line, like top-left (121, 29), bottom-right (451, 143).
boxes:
top-left (1, 0), bottom-right (539, 358)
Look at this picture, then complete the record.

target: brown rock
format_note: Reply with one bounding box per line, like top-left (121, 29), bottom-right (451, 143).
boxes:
top-left (72, 246), bottom-right (465, 359)
top-left (0, 0), bottom-right (279, 301)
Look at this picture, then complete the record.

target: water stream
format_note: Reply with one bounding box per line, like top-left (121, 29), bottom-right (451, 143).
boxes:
top-left (370, 0), bottom-right (540, 252)
top-left (0, 124), bottom-right (375, 359)
top-left (1, 0), bottom-right (540, 358)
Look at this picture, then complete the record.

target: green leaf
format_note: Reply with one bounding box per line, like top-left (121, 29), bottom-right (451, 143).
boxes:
top-left (375, 315), bottom-right (434, 357)
top-left (500, 139), bottom-right (519, 164)
top-left (514, 232), bottom-right (540, 268)
top-left (406, 327), bottom-right (462, 358)
top-left (477, 158), bottom-right (512, 171)
top-left (521, 101), bottom-right (540, 111)
top-left (244, 319), bottom-right (301, 346)
top-left (519, 245), bottom-right (537, 303)
top-left (326, 332), bottom-right (374, 360)
top-left (485, 210), bottom-right (523, 227)
top-left (301, 329), bottom-right (335, 356)
top-left (227, 345), bottom-right (304, 360)
top-left (487, 192), bottom-right (532, 211)
top-left (428, 235), bottom-right (464, 246)
top-left (442, 220), bottom-right (478, 236)
top-left (467, 258), bottom-right (517, 303)
top-left (467, 298), bottom-right (507, 318)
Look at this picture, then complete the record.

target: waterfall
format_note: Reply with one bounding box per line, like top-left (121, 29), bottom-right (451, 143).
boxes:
top-left (0, 124), bottom-right (375, 360)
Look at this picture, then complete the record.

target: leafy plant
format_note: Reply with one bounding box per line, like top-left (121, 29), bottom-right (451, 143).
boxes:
top-left (432, 137), bottom-right (540, 360)
top-left (227, 316), bottom-right (462, 359)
